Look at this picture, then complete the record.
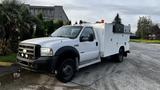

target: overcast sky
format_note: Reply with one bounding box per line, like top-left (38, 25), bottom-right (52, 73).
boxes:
top-left (20, 0), bottom-right (160, 32)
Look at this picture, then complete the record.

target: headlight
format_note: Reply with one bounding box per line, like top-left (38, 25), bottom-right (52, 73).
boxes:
top-left (41, 48), bottom-right (53, 56)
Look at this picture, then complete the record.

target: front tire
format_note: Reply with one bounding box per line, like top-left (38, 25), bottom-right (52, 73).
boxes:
top-left (55, 59), bottom-right (75, 83)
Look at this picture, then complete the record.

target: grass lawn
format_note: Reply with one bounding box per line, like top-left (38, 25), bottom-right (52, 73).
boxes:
top-left (130, 39), bottom-right (160, 44)
top-left (0, 53), bottom-right (16, 62)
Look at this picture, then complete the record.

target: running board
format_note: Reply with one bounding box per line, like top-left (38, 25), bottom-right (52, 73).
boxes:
top-left (78, 59), bottom-right (101, 69)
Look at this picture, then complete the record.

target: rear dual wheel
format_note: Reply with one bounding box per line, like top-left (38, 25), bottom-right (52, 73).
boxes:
top-left (115, 48), bottom-right (124, 62)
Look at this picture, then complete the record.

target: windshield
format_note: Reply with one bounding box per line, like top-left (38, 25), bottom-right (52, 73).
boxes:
top-left (51, 26), bottom-right (83, 39)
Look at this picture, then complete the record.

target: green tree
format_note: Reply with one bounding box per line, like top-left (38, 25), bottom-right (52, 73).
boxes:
top-left (151, 24), bottom-right (160, 39)
top-left (53, 20), bottom-right (64, 30)
top-left (45, 20), bottom-right (55, 36)
top-left (0, 0), bottom-right (34, 40)
top-left (18, 5), bottom-right (35, 40)
top-left (34, 13), bottom-right (45, 37)
top-left (44, 20), bottom-right (65, 36)
top-left (67, 21), bottom-right (72, 25)
top-left (136, 16), bottom-right (153, 39)
top-left (0, 0), bottom-right (34, 55)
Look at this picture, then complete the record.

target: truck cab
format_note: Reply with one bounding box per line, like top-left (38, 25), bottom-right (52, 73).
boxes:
top-left (17, 23), bottom-right (130, 82)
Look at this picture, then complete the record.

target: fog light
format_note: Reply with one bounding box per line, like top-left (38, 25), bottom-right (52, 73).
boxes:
top-left (25, 54), bottom-right (28, 58)
top-left (21, 53), bottom-right (24, 57)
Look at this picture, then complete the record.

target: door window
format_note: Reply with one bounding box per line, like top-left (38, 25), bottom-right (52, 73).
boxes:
top-left (80, 27), bottom-right (95, 42)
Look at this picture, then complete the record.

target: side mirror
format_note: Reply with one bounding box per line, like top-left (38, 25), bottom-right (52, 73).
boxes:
top-left (80, 36), bottom-right (88, 42)
top-left (80, 34), bottom-right (94, 42)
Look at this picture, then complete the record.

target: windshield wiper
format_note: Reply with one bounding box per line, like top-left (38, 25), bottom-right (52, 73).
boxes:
top-left (53, 35), bottom-right (69, 38)
top-left (53, 35), bottom-right (74, 39)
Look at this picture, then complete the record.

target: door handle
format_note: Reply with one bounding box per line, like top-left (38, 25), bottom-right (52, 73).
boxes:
top-left (96, 42), bottom-right (98, 46)
top-left (74, 44), bottom-right (79, 47)
top-left (80, 52), bottom-right (85, 53)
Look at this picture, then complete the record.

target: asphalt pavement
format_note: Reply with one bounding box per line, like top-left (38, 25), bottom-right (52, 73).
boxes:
top-left (0, 42), bottom-right (160, 90)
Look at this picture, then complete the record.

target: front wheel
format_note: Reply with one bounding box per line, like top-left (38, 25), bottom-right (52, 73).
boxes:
top-left (55, 59), bottom-right (75, 83)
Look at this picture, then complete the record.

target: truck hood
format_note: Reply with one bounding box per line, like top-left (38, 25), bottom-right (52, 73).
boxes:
top-left (21, 37), bottom-right (70, 45)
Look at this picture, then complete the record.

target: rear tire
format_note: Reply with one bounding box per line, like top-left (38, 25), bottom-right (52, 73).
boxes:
top-left (55, 59), bottom-right (75, 83)
top-left (115, 48), bottom-right (124, 62)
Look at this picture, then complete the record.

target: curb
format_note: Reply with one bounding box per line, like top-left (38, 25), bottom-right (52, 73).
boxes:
top-left (0, 62), bottom-right (13, 67)
top-left (0, 63), bottom-right (19, 76)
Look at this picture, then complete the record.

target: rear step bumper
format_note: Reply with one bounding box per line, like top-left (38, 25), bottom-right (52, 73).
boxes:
top-left (124, 50), bottom-right (130, 57)
top-left (126, 50), bottom-right (130, 53)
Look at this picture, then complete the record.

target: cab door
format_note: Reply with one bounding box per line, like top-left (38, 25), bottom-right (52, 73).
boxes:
top-left (78, 27), bottom-right (99, 62)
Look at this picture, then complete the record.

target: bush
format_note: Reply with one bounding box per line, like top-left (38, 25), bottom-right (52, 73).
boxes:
top-left (0, 39), bottom-right (12, 56)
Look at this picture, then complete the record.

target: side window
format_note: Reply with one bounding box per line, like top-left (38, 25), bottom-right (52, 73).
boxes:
top-left (80, 27), bottom-right (95, 42)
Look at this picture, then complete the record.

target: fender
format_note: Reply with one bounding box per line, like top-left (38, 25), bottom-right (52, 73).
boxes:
top-left (55, 46), bottom-right (80, 61)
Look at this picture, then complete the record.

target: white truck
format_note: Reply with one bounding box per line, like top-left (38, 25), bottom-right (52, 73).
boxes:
top-left (17, 22), bottom-right (130, 82)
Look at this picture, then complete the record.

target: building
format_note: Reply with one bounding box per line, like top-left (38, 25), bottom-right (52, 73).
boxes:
top-left (27, 5), bottom-right (69, 22)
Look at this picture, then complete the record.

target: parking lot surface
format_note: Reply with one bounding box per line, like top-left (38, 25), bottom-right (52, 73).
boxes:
top-left (0, 42), bottom-right (160, 90)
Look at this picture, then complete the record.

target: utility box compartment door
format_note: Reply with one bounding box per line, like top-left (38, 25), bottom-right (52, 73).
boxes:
top-left (103, 24), bottom-right (118, 57)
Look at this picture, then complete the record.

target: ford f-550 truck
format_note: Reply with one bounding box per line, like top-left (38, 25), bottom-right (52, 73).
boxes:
top-left (17, 22), bottom-right (130, 82)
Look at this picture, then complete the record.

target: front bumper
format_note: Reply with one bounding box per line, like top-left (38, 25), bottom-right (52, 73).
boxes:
top-left (17, 56), bottom-right (58, 72)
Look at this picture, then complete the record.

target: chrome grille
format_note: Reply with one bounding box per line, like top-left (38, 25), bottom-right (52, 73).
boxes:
top-left (18, 44), bottom-right (40, 60)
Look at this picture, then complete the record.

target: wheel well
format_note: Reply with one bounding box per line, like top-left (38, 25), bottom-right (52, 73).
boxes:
top-left (119, 46), bottom-right (125, 52)
top-left (59, 50), bottom-right (78, 60)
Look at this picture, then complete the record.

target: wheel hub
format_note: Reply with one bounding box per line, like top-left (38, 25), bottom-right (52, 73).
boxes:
top-left (62, 65), bottom-right (73, 79)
